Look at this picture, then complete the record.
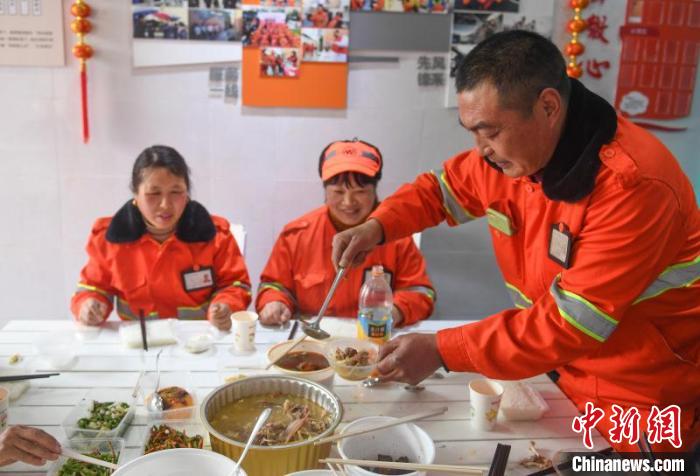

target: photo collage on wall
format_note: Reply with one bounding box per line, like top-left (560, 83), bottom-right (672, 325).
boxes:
top-left (350, 0), bottom-right (447, 14)
top-left (302, 0), bottom-right (350, 63)
top-left (242, 0), bottom-right (350, 79)
top-left (132, 0), bottom-right (242, 42)
top-left (446, 0), bottom-right (555, 107)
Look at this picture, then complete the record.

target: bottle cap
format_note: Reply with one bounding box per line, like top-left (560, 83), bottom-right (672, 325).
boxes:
top-left (371, 265), bottom-right (384, 277)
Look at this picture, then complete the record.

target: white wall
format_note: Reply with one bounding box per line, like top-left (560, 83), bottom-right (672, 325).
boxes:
top-left (0, 1), bottom-right (697, 322)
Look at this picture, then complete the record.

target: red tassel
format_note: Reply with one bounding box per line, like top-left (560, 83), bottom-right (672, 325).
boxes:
top-left (80, 61), bottom-right (89, 143)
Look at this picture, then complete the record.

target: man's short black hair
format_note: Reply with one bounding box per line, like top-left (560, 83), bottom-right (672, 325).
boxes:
top-left (455, 30), bottom-right (570, 115)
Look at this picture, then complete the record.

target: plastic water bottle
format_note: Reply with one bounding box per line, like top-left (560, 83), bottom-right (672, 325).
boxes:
top-left (357, 265), bottom-right (393, 344)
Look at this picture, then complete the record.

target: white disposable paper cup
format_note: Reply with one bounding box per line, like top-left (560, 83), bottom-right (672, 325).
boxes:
top-left (231, 311), bottom-right (258, 353)
top-left (0, 386), bottom-right (9, 432)
top-left (469, 378), bottom-right (504, 431)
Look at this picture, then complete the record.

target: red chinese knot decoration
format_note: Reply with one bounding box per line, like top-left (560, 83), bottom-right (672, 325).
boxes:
top-left (565, 0), bottom-right (588, 78)
top-left (71, 0), bottom-right (93, 143)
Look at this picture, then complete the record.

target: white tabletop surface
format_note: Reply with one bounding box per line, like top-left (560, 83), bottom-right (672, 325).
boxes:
top-left (0, 318), bottom-right (606, 475)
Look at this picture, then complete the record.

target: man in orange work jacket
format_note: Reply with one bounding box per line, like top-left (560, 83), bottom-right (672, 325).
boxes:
top-left (333, 31), bottom-right (700, 453)
top-left (256, 139), bottom-right (435, 327)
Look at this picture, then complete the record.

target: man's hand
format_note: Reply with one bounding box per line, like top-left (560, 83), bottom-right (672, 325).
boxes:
top-left (78, 298), bottom-right (107, 326)
top-left (0, 426), bottom-right (60, 467)
top-left (376, 333), bottom-right (443, 385)
top-left (208, 303), bottom-right (232, 331)
top-left (332, 218), bottom-right (384, 269)
top-left (259, 301), bottom-right (292, 326)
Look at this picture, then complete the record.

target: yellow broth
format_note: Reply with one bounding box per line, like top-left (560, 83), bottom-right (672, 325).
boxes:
top-left (209, 392), bottom-right (332, 446)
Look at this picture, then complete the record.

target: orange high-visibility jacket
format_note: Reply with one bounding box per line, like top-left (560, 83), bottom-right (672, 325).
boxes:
top-left (256, 206), bottom-right (435, 325)
top-left (371, 117), bottom-right (700, 451)
top-left (71, 201), bottom-right (251, 323)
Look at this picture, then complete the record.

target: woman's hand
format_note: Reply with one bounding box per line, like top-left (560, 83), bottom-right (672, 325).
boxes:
top-left (0, 426), bottom-right (60, 467)
top-left (78, 298), bottom-right (107, 326)
top-left (260, 301), bottom-right (292, 326)
top-left (208, 303), bottom-right (232, 331)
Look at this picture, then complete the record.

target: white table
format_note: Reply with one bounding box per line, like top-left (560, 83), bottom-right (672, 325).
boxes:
top-left (0, 319), bottom-right (606, 475)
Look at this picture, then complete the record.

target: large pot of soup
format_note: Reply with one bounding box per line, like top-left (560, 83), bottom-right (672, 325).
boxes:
top-left (201, 375), bottom-right (343, 475)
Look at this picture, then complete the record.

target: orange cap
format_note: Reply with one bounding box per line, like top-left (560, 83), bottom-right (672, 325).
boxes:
top-left (320, 140), bottom-right (382, 181)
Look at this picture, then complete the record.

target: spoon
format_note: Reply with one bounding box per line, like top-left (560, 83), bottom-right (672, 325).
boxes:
top-left (147, 349), bottom-right (164, 413)
top-left (230, 407), bottom-right (272, 476)
top-left (301, 266), bottom-right (346, 340)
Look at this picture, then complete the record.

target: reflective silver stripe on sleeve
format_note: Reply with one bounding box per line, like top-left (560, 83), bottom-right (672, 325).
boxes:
top-left (505, 282), bottom-right (532, 309)
top-left (634, 255), bottom-right (700, 304)
top-left (74, 283), bottom-right (114, 301)
top-left (431, 169), bottom-right (474, 225)
top-left (549, 278), bottom-right (618, 343)
top-left (398, 286), bottom-right (436, 301)
top-left (177, 302), bottom-right (209, 320)
top-left (116, 299), bottom-right (159, 321)
top-left (232, 281), bottom-right (252, 296)
top-left (257, 281), bottom-right (299, 307)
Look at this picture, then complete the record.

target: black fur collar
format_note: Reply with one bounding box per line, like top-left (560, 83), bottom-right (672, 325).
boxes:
top-left (106, 200), bottom-right (216, 243)
top-left (483, 79), bottom-right (618, 202)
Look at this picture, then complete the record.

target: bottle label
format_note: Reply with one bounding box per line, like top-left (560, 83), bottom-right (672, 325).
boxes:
top-left (357, 312), bottom-right (392, 344)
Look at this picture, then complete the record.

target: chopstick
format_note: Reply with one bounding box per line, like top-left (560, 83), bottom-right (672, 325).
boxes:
top-left (287, 319), bottom-right (300, 340)
top-left (487, 443), bottom-right (511, 476)
top-left (264, 334), bottom-right (308, 370)
top-left (138, 309), bottom-right (148, 351)
top-left (321, 458), bottom-right (486, 475)
top-left (61, 447), bottom-right (118, 470)
top-left (0, 373), bottom-right (59, 382)
top-left (314, 407), bottom-right (448, 445)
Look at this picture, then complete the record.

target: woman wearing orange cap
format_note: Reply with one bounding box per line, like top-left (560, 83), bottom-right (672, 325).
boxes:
top-left (256, 139), bottom-right (435, 327)
top-left (70, 145), bottom-right (251, 331)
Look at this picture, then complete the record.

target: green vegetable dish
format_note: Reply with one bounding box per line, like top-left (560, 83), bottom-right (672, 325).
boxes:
top-left (57, 449), bottom-right (118, 476)
top-left (78, 401), bottom-right (130, 431)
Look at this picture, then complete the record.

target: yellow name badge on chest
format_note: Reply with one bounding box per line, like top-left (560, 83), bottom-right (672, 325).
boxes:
top-left (486, 208), bottom-right (514, 236)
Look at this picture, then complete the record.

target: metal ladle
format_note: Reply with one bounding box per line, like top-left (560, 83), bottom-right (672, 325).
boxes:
top-left (146, 349), bottom-right (164, 413)
top-left (230, 407), bottom-right (272, 476)
top-left (301, 266), bottom-right (346, 340)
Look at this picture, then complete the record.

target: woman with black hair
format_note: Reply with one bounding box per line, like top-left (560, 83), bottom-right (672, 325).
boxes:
top-left (71, 145), bottom-right (251, 331)
top-left (256, 139), bottom-right (435, 328)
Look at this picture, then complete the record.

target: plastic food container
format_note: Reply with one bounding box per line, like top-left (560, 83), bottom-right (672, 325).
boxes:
top-left (337, 416), bottom-right (435, 476)
top-left (62, 388), bottom-right (135, 439)
top-left (172, 321), bottom-right (220, 357)
top-left (498, 382), bottom-right (550, 421)
top-left (47, 438), bottom-right (125, 476)
top-left (139, 370), bottom-right (198, 420)
top-left (139, 418), bottom-right (209, 456)
top-left (324, 338), bottom-right (378, 382)
top-left (119, 319), bottom-right (177, 348)
top-left (33, 332), bottom-right (78, 370)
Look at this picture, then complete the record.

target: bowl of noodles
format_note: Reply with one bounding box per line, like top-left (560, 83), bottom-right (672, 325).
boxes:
top-left (201, 375), bottom-right (343, 475)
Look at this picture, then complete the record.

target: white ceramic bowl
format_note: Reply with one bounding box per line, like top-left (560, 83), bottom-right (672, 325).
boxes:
top-left (266, 339), bottom-right (335, 388)
top-left (112, 448), bottom-right (245, 476)
top-left (337, 416), bottom-right (436, 476)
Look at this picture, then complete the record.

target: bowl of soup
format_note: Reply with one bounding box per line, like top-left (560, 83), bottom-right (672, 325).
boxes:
top-left (267, 340), bottom-right (335, 388)
top-left (201, 375), bottom-right (343, 475)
